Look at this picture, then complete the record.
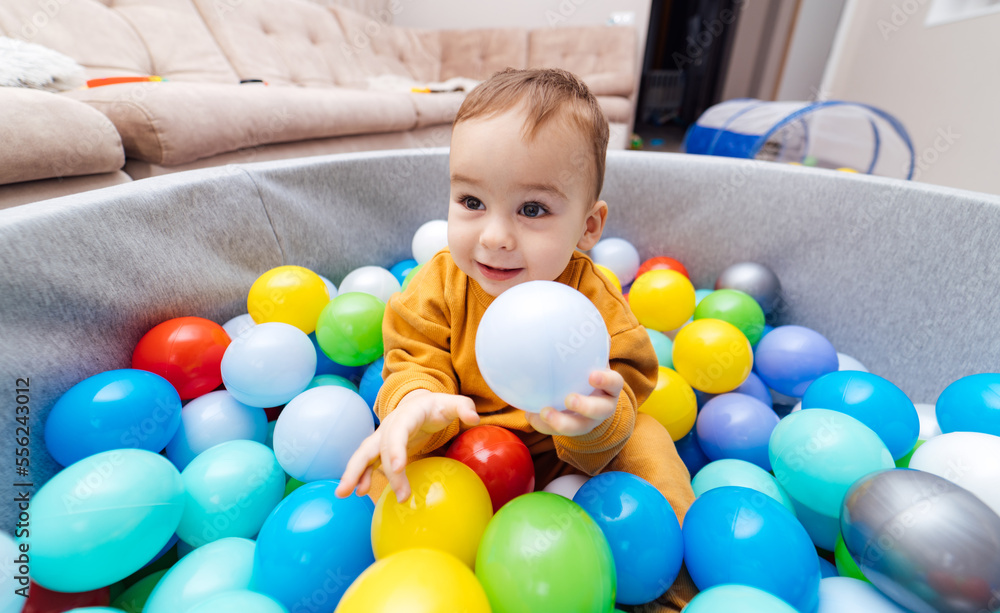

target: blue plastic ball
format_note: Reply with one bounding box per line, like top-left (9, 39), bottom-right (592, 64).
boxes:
top-left (221, 322), bottom-right (316, 408)
top-left (176, 440), bottom-right (285, 547)
top-left (254, 481), bottom-right (375, 611)
top-left (144, 537), bottom-right (256, 613)
top-left (306, 374), bottom-right (358, 392)
top-left (755, 325), bottom-right (838, 397)
top-left (696, 393), bottom-right (779, 470)
top-left (802, 371), bottom-right (919, 460)
top-left (685, 584), bottom-right (799, 613)
top-left (310, 332), bottom-right (365, 380)
top-left (44, 368), bottom-right (182, 467)
top-left (29, 449), bottom-right (184, 592)
top-left (359, 356), bottom-right (385, 409)
top-left (166, 390), bottom-right (268, 471)
top-left (936, 373), bottom-right (1000, 436)
top-left (573, 472), bottom-right (683, 605)
top-left (675, 428), bottom-right (711, 477)
top-left (389, 258), bottom-right (419, 285)
top-left (682, 486), bottom-right (821, 612)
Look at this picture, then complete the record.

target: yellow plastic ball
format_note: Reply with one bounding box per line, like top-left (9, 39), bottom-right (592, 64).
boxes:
top-left (836, 167), bottom-right (859, 173)
top-left (593, 264), bottom-right (622, 293)
top-left (628, 270), bottom-right (695, 331)
top-left (247, 265), bottom-right (330, 333)
top-left (639, 366), bottom-right (698, 441)
top-left (671, 318), bottom-right (753, 394)
top-left (336, 548), bottom-right (491, 613)
top-left (371, 457), bottom-right (493, 568)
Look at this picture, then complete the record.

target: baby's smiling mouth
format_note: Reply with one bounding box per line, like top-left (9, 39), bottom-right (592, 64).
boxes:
top-left (476, 261), bottom-right (523, 280)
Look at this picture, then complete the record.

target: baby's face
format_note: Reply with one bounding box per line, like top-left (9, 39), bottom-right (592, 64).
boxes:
top-left (448, 105), bottom-right (604, 297)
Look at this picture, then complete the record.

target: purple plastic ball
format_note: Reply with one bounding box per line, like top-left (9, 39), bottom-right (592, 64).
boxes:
top-left (754, 325), bottom-right (838, 397)
top-left (696, 393), bottom-right (780, 471)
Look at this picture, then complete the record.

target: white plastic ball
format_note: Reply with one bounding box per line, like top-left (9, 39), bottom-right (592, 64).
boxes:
top-left (817, 577), bottom-right (911, 613)
top-left (909, 431), bottom-right (1000, 516)
top-left (913, 403), bottom-right (942, 440)
top-left (475, 281), bottom-right (610, 413)
top-left (338, 265), bottom-right (401, 304)
top-left (272, 386), bottom-right (375, 482)
top-left (543, 474), bottom-right (590, 499)
top-left (590, 237), bottom-right (641, 286)
top-left (223, 313), bottom-right (257, 341)
top-left (318, 274), bottom-right (339, 300)
top-left (411, 219), bottom-right (448, 264)
top-left (837, 352), bottom-right (869, 372)
top-left (220, 322), bottom-right (316, 408)
top-left (165, 390), bottom-right (269, 471)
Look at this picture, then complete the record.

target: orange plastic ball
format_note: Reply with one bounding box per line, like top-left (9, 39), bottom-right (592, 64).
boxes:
top-left (628, 270), bottom-right (696, 331)
top-left (131, 316), bottom-right (230, 399)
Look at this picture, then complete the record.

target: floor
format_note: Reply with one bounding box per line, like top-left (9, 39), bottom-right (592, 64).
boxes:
top-left (632, 124), bottom-right (688, 153)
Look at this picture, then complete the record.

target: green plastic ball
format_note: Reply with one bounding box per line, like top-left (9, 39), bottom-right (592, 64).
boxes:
top-left (693, 288), bottom-right (766, 345)
top-left (476, 492), bottom-right (616, 613)
top-left (315, 292), bottom-right (385, 366)
top-left (401, 263), bottom-right (424, 292)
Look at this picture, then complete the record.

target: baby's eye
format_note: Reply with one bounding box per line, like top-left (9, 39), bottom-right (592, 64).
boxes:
top-left (520, 202), bottom-right (548, 218)
top-left (462, 196), bottom-right (484, 211)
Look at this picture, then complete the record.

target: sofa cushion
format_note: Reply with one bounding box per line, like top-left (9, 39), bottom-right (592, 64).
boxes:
top-left (65, 82), bottom-right (419, 165)
top-left (0, 1), bottom-right (153, 80)
top-left (328, 6), bottom-right (441, 85)
top-left (528, 26), bottom-right (637, 97)
top-left (0, 88), bottom-right (124, 185)
top-left (193, 0), bottom-right (348, 87)
top-left (435, 27), bottom-right (529, 81)
top-left (0, 0), bottom-right (239, 83)
top-left (408, 92), bottom-right (464, 128)
top-left (106, 0), bottom-right (240, 82)
top-left (596, 95), bottom-right (633, 124)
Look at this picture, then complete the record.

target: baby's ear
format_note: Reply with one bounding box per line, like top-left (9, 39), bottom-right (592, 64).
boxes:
top-left (577, 200), bottom-right (608, 251)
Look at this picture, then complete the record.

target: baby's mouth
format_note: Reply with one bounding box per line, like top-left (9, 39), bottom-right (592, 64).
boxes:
top-left (477, 261), bottom-right (523, 281)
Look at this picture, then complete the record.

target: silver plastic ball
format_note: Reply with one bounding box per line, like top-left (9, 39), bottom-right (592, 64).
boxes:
top-left (715, 262), bottom-right (782, 315)
top-left (841, 469), bottom-right (1000, 613)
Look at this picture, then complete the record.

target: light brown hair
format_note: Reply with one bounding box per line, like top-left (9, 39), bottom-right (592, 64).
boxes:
top-left (453, 67), bottom-right (610, 201)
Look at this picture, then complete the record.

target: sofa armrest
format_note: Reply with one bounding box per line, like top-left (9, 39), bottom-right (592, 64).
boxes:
top-left (528, 26), bottom-right (638, 98)
top-left (0, 88), bottom-right (124, 186)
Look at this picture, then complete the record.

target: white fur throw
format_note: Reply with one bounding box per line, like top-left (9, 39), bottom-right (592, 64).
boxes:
top-left (0, 37), bottom-right (86, 92)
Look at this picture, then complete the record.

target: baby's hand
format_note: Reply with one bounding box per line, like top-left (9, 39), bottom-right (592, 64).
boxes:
top-left (335, 389), bottom-right (480, 502)
top-left (526, 369), bottom-right (624, 437)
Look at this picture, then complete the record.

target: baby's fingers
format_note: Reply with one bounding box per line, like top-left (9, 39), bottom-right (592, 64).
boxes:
top-left (336, 434), bottom-right (382, 497)
top-left (539, 407), bottom-right (599, 437)
top-left (589, 369), bottom-right (624, 397)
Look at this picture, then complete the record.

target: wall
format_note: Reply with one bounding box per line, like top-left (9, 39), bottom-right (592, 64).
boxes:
top-left (821, 0), bottom-right (1000, 194)
top-left (775, 0), bottom-right (847, 101)
top-left (720, 0), bottom-right (801, 101)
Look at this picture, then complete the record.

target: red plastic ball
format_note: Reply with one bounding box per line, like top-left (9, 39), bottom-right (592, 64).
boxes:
top-left (132, 316), bottom-right (231, 399)
top-left (637, 256), bottom-right (689, 280)
top-left (445, 425), bottom-right (535, 513)
top-left (23, 581), bottom-right (110, 613)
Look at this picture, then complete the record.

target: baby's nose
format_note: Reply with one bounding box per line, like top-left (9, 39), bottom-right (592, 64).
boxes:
top-left (480, 219), bottom-right (515, 250)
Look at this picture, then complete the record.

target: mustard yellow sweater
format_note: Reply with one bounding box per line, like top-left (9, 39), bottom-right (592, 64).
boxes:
top-left (376, 247), bottom-right (659, 475)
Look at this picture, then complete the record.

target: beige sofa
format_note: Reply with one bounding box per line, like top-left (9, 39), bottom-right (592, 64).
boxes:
top-left (0, 0), bottom-right (638, 208)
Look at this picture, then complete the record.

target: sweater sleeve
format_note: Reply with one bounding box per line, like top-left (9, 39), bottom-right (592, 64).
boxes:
top-left (375, 259), bottom-right (462, 453)
top-left (551, 266), bottom-right (659, 475)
